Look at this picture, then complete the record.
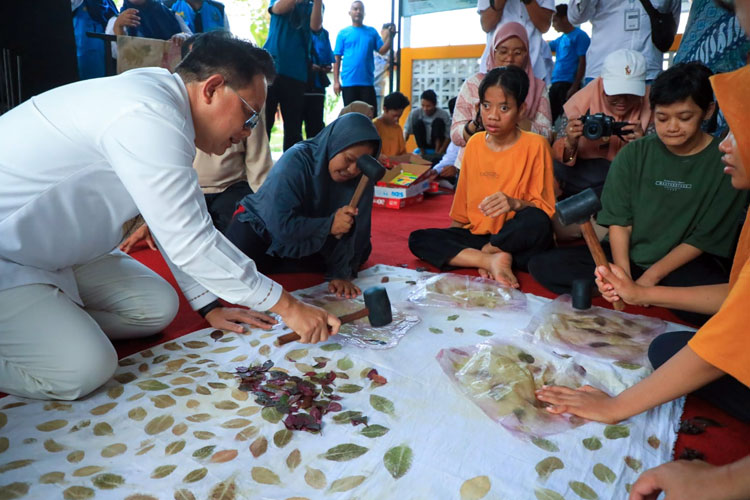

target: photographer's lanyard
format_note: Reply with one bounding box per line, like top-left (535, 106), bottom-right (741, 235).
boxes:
top-left (624, 0), bottom-right (640, 31)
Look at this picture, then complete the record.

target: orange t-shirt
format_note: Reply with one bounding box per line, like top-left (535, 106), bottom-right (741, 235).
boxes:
top-left (373, 117), bottom-right (406, 157)
top-left (450, 131), bottom-right (556, 235)
top-left (688, 66), bottom-right (750, 388)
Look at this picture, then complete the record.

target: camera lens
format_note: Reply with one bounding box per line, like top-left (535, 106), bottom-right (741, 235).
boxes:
top-left (583, 121), bottom-right (602, 140)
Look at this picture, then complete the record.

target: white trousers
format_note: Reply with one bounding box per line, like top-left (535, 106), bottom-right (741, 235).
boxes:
top-left (0, 252), bottom-right (178, 400)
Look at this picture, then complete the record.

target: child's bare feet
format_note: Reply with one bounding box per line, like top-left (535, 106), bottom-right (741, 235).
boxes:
top-left (487, 252), bottom-right (519, 288)
top-left (481, 242), bottom-right (501, 254)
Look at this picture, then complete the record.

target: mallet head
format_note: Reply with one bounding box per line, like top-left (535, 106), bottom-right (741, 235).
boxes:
top-left (363, 286), bottom-right (392, 327)
top-left (357, 155), bottom-right (386, 182)
top-left (555, 188), bottom-right (602, 226)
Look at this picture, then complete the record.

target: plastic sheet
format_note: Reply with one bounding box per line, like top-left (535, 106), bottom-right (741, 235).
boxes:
top-left (295, 289), bottom-right (419, 349)
top-left (407, 273), bottom-right (527, 311)
top-left (524, 295), bottom-right (667, 363)
top-left (437, 341), bottom-right (588, 438)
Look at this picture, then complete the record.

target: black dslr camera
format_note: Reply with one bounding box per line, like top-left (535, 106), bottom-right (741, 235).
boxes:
top-left (579, 112), bottom-right (630, 140)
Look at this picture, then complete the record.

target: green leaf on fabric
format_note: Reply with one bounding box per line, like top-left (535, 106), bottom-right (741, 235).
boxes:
top-left (91, 473), bottom-right (125, 489)
top-left (569, 481), bottom-right (598, 499)
top-left (531, 437), bottom-right (559, 452)
top-left (535, 457), bottom-right (564, 480)
top-left (582, 437), bottom-right (602, 450)
top-left (360, 424), bottom-right (390, 438)
top-left (384, 445), bottom-right (413, 479)
top-left (593, 463), bottom-right (616, 483)
top-left (370, 395), bottom-right (395, 416)
top-left (320, 443), bottom-right (368, 462)
top-left (320, 343), bottom-right (342, 351)
top-left (251, 467), bottom-right (280, 485)
top-left (328, 475), bottom-right (366, 492)
top-left (603, 425), bottom-right (630, 439)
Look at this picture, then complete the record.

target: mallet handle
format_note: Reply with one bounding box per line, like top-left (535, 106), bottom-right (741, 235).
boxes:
top-left (334, 175), bottom-right (371, 240)
top-left (580, 221), bottom-right (625, 312)
top-left (277, 307), bottom-right (370, 346)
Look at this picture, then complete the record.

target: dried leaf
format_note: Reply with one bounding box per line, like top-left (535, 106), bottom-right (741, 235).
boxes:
top-left (137, 380), bottom-right (170, 391)
top-left (0, 482), bottom-right (29, 499)
top-left (211, 346), bottom-right (238, 354)
top-left (535, 457), bottom-right (564, 480)
top-left (151, 395), bottom-right (176, 409)
top-left (304, 467), bottom-right (327, 489)
top-left (210, 449), bottom-right (238, 463)
top-left (40, 472), bottom-right (65, 484)
top-left (337, 384), bottom-right (363, 393)
top-left (67, 450), bottom-right (84, 463)
top-left (174, 489), bottom-right (196, 500)
top-left (221, 418), bottom-right (252, 429)
top-left (647, 436), bottom-right (661, 449)
top-left (370, 394), bottom-right (395, 416)
top-left (250, 437), bottom-right (268, 458)
top-left (36, 419), bottom-right (68, 432)
top-left (73, 466), bottom-right (104, 477)
top-left (151, 464), bottom-right (177, 479)
top-left (235, 426), bottom-right (259, 442)
top-left (192, 445), bottom-right (216, 459)
top-left (208, 382), bottom-right (228, 389)
top-left (320, 443), bottom-right (368, 462)
top-left (274, 429), bottom-right (293, 448)
top-left (360, 424), bottom-right (389, 438)
top-left (261, 407), bottom-right (283, 423)
top-left (93, 422), bottom-right (113, 436)
top-left (183, 341), bottom-right (209, 349)
top-left (143, 414), bottom-right (173, 435)
top-left (320, 343), bottom-right (342, 351)
top-left (531, 437), bottom-right (559, 453)
top-left (534, 488), bottom-right (565, 500)
top-left (328, 475), bottom-right (366, 492)
top-left (476, 329), bottom-right (494, 337)
top-left (614, 361), bottom-right (642, 370)
top-left (171, 377), bottom-right (194, 385)
top-left (569, 481), bottom-right (598, 499)
top-left (172, 423), bottom-right (188, 435)
top-left (183, 467), bottom-right (208, 483)
top-left (63, 486), bottom-right (95, 499)
top-left (460, 475), bottom-right (491, 500)
top-left (165, 440), bottom-right (186, 456)
top-left (209, 479), bottom-right (237, 500)
top-left (43, 439), bottom-right (65, 453)
top-left (384, 444), bottom-right (413, 479)
top-left (187, 413), bottom-right (211, 423)
top-left (107, 385), bottom-right (124, 399)
top-left (251, 467), bottom-right (280, 485)
top-left (114, 372), bottom-right (137, 384)
top-left (136, 443), bottom-right (155, 456)
top-left (337, 357), bottom-right (354, 371)
top-left (582, 437), bottom-right (602, 450)
top-left (295, 363), bottom-right (315, 373)
top-left (624, 456), bottom-right (642, 472)
top-left (213, 401), bottom-right (239, 410)
top-left (603, 424), bottom-right (630, 439)
top-left (171, 388), bottom-right (192, 397)
top-left (286, 349), bottom-right (309, 361)
top-left (429, 327), bottom-right (443, 334)
top-left (92, 473), bottom-right (125, 489)
top-left (286, 449), bottom-right (301, 471)
top-left (0, 437), bottom-right (7, 454)
top-left (592, 463), bottom-right (616, 484)
top-left (447, 314), bottom-right (459, 321)
top-left (259, 345), bottom-right (271, 356)
top-left (101, 443), bottom-right (127, 458)
top-left (194, 431), bottom-right (215, 440)
top-left (231, 388), bottom-right (249, 401)
top-left (90, 402), bottom-right (118, 415)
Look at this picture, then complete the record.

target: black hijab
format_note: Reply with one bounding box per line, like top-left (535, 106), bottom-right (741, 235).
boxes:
top-left (238, 113), bottom-right (381, 278)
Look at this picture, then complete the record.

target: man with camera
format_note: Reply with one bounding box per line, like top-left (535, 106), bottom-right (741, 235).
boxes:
top-left (552, 49), bottom-right (652, 202)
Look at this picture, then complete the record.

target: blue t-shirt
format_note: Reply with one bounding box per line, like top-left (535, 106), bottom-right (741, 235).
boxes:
top-left (263, 0), bottom-right (312, 83)
top-left (311, 29), bottom-right (335, 89)
top-left (334, 25), bottom-right (383, 87)
top-left (172, 0), bottom-right (226, 33)
top-left (549, 28), bottom-right (590, 84)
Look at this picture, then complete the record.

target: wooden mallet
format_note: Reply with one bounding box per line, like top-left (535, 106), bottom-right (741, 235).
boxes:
top-left (335, 155), bottom-right (386, 239)
top-left (555, 188), bottom-right (625, 311)
top-left (277, 286), bottom-right (393, 346)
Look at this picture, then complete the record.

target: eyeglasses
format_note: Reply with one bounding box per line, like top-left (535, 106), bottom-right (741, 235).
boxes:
top-left (230, 88), bottom-right (260, 130)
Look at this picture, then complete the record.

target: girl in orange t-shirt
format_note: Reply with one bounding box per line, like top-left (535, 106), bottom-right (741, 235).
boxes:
top-left (409, 66), bottom-right (555, 288)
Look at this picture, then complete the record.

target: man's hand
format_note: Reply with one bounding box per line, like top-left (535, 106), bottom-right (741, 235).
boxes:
top-left (113, 9), bottom-right (140, 35)
top-left (120, 224), bottom-right (156, 253)
top-left (169, 33), bottom-right (190, 47)
top-left (331, 206), bottom-right (357, 236)
top-left (272, 292), bottom-right (340, 344)
top-left (629, 460), bottom-right (723, 500)
top-left (535, 385), bottom-right (621, 424)
top-left (204, 307), bottom-right (278, 334)
top-left (328, 279), bottom-right (361, 298)
top-left (333, 80), bottom-right (341, 96)
top-left (479, 192), bottom-right (517, 217)
top-left (620, 122), bottom-right (645, 143)
top-left (565, 117), bottom-right (584, 148)
top-left (595, 264), bottom-right (646, 306)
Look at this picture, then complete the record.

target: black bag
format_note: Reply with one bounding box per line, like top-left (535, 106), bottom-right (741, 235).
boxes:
top-left (638, 0), bottom-right (678, 52)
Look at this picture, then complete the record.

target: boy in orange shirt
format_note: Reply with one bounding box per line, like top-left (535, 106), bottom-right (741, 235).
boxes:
top-left (409, 66), bottom-right (555, 288)
top-left (372, 91), bottom-right (409, 157)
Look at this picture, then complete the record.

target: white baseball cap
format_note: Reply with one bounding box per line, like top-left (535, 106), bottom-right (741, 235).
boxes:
top-left (601, 49), bottom-right (647, 97)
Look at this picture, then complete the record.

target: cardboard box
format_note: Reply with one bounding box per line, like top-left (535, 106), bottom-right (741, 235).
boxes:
top-left (375, 163), bottom-right (432, 199)
top-left (373, 193), bottom-right (424, 209)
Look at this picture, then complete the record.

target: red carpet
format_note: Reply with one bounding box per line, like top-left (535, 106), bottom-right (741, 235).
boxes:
top-left (11, 192), bottom-right (747, 467)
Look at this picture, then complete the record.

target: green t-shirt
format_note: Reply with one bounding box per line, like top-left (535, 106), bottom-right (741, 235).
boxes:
top-left (597, 134), bottom-right (748, 268)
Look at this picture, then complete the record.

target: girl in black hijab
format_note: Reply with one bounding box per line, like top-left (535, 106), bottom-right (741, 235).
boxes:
top-left (226, 113), bottom-right (382, 298)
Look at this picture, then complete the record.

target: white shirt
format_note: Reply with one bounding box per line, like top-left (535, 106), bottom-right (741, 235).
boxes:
top-left (476, 0), bottom-right (555, 83)
top-left (567, 0), bottom-right (681, 80)
top-left (0, 68), bottom-right (282, 312)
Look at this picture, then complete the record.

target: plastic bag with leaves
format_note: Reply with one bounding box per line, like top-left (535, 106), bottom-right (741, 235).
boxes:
top-left (524, 295), bottom-right (667, 363)
top-left (293, 289), bottom-right (419, 349)
top-left (407, 273), bottom-right (527, 311)
top-left (437, 341), bottom-right (588, 438)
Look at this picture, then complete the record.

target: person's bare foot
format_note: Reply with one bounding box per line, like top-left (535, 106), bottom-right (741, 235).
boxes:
top-left (488, 252), bottom-right (519, 288)
top-left (481, 242), bottom-right (501, 254)
top-left (478, 268), bottom-right (490, 279)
